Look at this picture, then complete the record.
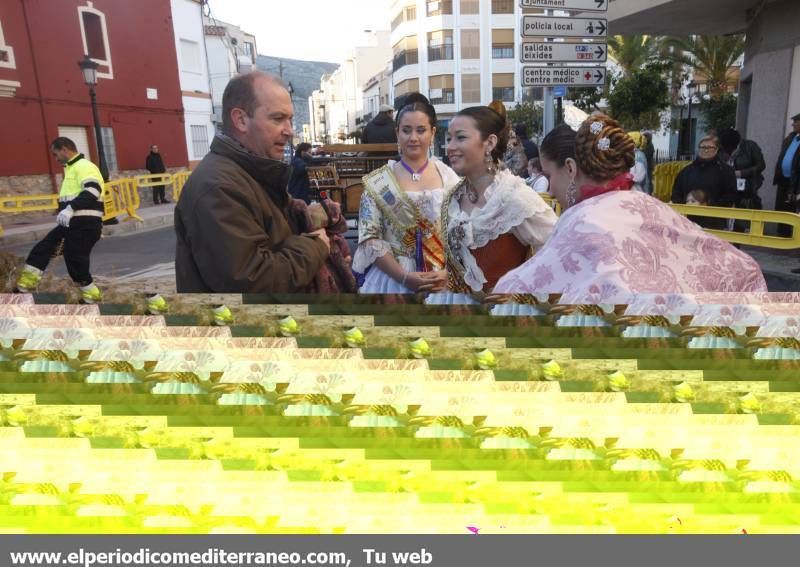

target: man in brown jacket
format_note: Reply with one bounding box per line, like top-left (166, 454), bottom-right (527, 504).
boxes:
top-left (175, 72), bottom-right (329, 292)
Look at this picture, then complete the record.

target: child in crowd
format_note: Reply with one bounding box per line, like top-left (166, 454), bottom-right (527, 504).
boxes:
top-left (686, 189), bottom-right (708, 206)
top-left (526, 158), bottom-right (549, 194)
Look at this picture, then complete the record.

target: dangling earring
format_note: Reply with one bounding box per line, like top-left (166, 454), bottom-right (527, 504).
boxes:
top-left (567, 179), bottom-right (578, 207)
top-left (397, 144), bottom-right (403, 156)
top-left (485, 152), bottom-right (495, 174)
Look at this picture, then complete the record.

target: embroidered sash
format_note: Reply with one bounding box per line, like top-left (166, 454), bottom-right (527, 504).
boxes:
top-left (362, 165), bottom-right (445, 271)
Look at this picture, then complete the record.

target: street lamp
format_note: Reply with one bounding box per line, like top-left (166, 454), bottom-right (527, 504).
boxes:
top-left (77, 55), bottom-right (109, 181)
top-left (685, 80), bottom-right (696, 158)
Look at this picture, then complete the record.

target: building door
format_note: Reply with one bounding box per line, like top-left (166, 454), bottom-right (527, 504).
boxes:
top-left (57, 126), bottom-right (91, 160)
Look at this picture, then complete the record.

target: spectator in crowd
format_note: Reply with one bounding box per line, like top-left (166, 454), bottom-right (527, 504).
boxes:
top-left (642, 131), bottom-right (655, 194)
top-left (774, 112), bottom-right (800, 238)
top-left (288, 142), bottom-right (313, 204)
top-left (504, 129), bottom-right (529, 178)
top-left (719, 127), bottom-right (766, 210)
top-left (686, 189), bottom-right (708, 206)
top-left (628, 132), bottom-right (650, 193)
top-left (670, 135), bottom-right (738, 229)
top-left (362, 104), bottom-right (398, 145)
top-left (514, 123), bottom-right (539, 161)
top-left (146, 144), bottom-right (170, 204)
top-left (526, 157), bottom-right (549, 194)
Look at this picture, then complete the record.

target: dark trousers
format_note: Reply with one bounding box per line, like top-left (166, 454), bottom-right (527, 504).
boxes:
top-left (774, 182), bottom-right (797, 237)
top-left (153, 185), bottom-right (167, 204)
top-left (26, 224), bottom-right (102, 286)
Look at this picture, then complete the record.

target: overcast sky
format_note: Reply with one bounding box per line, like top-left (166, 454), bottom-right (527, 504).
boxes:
top-left (205, 0), bottom-right (392, 63)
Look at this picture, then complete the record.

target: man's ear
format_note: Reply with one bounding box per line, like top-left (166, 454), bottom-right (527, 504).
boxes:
top-left (229, 108), bottom-right (249, 133)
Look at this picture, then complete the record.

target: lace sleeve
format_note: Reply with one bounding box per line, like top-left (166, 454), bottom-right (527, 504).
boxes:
top-left (357, 190), bottom-right (383, 244)
top-left (352, 239), bottom-right (392, 273)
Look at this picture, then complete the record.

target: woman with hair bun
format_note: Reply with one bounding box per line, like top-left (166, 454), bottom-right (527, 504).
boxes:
top-left (429, 100), bottom-right (557, 304)
top-left (355, 93), bottom-right (460, 294)
top-left (494, 113), bottom-right (767, 300)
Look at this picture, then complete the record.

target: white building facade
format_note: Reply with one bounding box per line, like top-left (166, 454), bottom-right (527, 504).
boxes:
top-left (202, 16), bottom-right (257, 128)
top-left (170, 0), bottom-right (215, 168)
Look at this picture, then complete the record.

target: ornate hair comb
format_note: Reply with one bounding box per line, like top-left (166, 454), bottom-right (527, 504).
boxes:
top-left (597, 137), bottom-right (611, 151)
top-left (589, 121), bottom-right (604, 135)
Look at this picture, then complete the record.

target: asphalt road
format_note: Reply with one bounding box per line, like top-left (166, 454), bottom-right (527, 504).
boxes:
top-left (4, 227), bottom-right (359, 282)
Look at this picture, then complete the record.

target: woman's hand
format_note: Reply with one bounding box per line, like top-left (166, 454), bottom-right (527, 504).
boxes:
top-left (404, 271), bottom-right (447, 293)
top-left (482, 293), bottom-right (512, 305)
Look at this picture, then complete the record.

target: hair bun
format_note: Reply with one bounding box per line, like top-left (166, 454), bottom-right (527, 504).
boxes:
top-left (487, 100), bottom-right (507, 123)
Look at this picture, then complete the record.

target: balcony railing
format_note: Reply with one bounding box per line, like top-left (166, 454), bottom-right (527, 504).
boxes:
top-left (429, 88), bottom-right (455, 105)
top-left (491, 44), bottom-right (514, 59)
top-left (428, 44), bottom-right (454, 61)
top-left (392, 49), bottom-right (419, 71)
top-left (492, 87), bottom-right (515, 102)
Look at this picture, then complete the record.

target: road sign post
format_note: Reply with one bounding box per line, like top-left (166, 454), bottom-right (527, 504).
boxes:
top-left (520, 42), bottom-right (607, 63)
top-left (522, 66), bottom-right (606, 87)
top-left (520, 0), bottom-right (607, 11)
top-left (521, 15), bottom-right (607, 38)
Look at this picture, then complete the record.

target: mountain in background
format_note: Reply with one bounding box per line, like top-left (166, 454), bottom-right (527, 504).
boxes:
top-left (256, 55), bottom-right (338, 140)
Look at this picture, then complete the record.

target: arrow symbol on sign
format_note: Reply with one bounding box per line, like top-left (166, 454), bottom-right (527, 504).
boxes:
top-left (595, 0), bottom-right (606, 8)
top-left (596, 21), bottom-right (607, 36)
top-left (595, 45), bottom-right (605, 58)
top-left (594, 70), bottom-right (604, 83)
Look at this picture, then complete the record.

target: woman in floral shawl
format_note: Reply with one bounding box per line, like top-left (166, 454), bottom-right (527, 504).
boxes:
top-left (494, 114), bottom-right (767, 302)
top-left (354, 94), bottom-right (460, 293)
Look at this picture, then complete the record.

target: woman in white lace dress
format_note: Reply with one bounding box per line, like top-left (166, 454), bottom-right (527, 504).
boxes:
top-left (428, 101), bottom-right (557, 307)
top-left (353, 94), bottom-right (461, 294)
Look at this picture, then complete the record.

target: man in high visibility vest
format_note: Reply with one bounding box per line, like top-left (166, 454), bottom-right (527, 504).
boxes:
top-left (14, 137), bottom-right (105, 303)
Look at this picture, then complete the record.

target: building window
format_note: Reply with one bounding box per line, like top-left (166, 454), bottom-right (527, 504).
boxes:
top-left (78, 4), bottom-right (113, 79)
top-left (180, 39), bottom-right (202, 74)
top-left (0, 20), bottom-right (16, 69)
top-left (461, 29), bottom-right (480, 59)
top-left (392, 4), bottom-right (418, 29)
top-left (491, 29), bottom-right (514, 59)
top-left (491, 0), bottom-right (514, 13)
top-left (460, 0), bottom-right (480, 14)
top-left (191, 125), bottom-right (210, 159)
top-left (100, 127), bottom-right (118, 173)
top-left (427, 0), bottom-right (453, 16)
top-left (492, 73), bottom-right (515, 102)
top-left (428, 30), bottom-right (454, 62)
top-left (394, 78), bottom-right (420, 98)
top-left (429, 74), bottom-right (455, 105)
top-left (243, 41), bottom-right (255, 63)
top-left (461, 74), bottom-right (481, 103)
top-left (393, 37), bottom-right (419, 71)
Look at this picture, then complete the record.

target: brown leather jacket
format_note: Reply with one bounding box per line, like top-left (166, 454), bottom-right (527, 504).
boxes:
top-left (175, 135), bottom-right (328, 293)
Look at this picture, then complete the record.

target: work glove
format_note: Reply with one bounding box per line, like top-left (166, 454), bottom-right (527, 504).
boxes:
top-left (57, 205), bottom-right (74, 227)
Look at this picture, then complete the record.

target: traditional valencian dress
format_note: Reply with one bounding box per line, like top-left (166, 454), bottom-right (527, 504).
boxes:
top-left (353, 159), bottom-right (461, 293)
top-left (428, 168), bottom-right (557, 306)
top-left (494, 177), bottom-right (768, 304)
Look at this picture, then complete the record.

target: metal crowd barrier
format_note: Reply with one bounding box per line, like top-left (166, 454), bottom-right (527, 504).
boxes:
top-left (0, 171), bottom-right (190, 236)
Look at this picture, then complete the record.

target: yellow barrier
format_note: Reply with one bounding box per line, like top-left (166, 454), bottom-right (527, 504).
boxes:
top-left (103, 178), bottom-right (143, 223)
top-left (171, 170), bottom-right (190, 202)
top-left (539, 193), bottom-right (562, 216)
top-left (0, 193), bottom-right (60, 214)
top-left (135, 173), bottom-right (173, 188)
top-left (652, 160), bottom-right (691, 202)
top-left (670, 203), bottom-right (800, 249)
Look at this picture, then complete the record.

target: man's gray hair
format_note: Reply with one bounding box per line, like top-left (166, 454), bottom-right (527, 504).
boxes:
top-left (221, 71), bottom-right (285, 135)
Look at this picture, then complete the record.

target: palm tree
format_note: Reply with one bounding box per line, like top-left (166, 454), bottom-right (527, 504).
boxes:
top-left (607, 35), bottom-right (661, 75)
top-left (663, 35), bottom-right (746, 98)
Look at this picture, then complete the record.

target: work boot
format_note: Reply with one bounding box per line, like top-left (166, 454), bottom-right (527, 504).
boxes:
top-left (212, 304), bottom-right (234, 326)
top-left (13, 265), bottom-right (42, 293)
top-left (146, 293), bottom-right (169, 315)
top-left (79, 283), bottom-right (103, 304)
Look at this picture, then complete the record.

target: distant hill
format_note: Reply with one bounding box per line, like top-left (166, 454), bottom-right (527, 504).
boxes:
top-left (256, 55), bottom-right (338, 137)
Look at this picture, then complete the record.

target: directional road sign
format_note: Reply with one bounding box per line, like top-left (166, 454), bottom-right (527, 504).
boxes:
top-left (521, 15), bottom-right (608, 38)
top-left (520, 0), bottom-right (608, 11)
top-left (522, 66), bottom-right (606, 87)
top-left (521, 42), bottom-right (607, 63)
